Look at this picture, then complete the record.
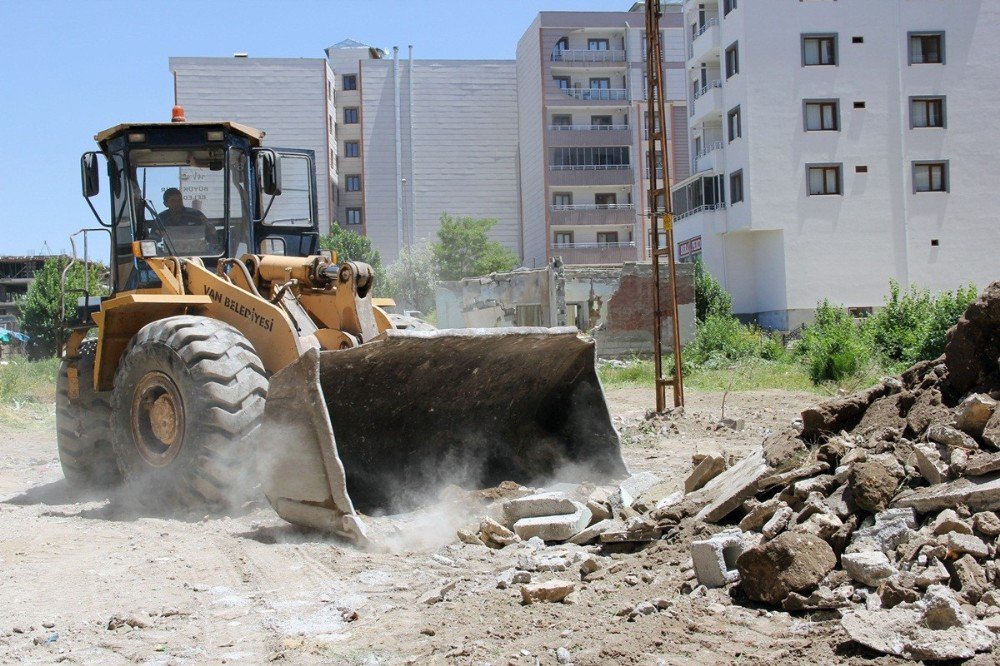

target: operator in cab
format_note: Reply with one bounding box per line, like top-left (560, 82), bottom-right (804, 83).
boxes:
top-left (151, 188), bottom-right (219, 254)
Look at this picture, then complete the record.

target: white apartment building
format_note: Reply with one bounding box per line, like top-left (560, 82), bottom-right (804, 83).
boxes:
top-left (517, 6), bottom-right (690, 269)
top-left (170, 56), bottom-right (338, 234)
top-left (672, 0), bottom-right (1000, 330)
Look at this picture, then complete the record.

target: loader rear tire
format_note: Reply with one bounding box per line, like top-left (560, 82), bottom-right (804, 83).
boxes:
top-left (110, 315), bottom-right (268, 510)
top-left (56, 339), bottom-right (120, 487)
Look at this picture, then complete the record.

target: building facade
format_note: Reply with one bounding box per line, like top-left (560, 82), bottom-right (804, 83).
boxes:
top-left (516, 6), bottom-right (689, 269)
top-left (672, 0), bottom-right (999, 330)
top-left (170, 56), bottom-right (338, 235)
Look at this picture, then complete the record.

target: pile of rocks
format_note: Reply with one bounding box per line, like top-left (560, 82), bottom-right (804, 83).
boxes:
top-left (461, 471), bottom-right (671, 550)
top-left (675, 282), bottom-right (1000, 660)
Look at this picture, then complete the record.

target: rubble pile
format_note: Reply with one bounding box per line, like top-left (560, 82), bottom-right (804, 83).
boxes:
top-left (672, 282), bottom-right (1000, 660)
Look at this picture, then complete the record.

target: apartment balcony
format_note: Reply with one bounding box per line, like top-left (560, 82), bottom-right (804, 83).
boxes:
top-left (689, 80), bottom-right (723, 124)
top-left (558, 88), bottom-right (629, 103)
top-left (550, 204), bottom-right (635, 226)
top-left (548, 165), bottom-right (633, 186)
top-left (547, 125), bottom-right (633, 147)
top-left (551, 49), bottom-right (627, 65)
top-left (694, 140), bottom-right (724, 173)
top-left (688, 18), bottom-right (721, 64)
top-left (552, 242), bottom-right (640, 265)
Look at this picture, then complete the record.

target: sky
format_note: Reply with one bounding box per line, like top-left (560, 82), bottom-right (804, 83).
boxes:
top-left (0, 0), bottom-right (622, 256)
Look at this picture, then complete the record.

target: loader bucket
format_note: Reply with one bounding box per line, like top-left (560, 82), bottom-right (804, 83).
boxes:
top-left (257, 327), bottom-right (627, 543)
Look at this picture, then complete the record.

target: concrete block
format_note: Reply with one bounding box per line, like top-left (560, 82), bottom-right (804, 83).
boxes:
top-left (503, 492), bottom-right (577, 524)
top-left (932, 509), bottom-right (973, 535)
top-left (964, 452), bottom-right (1000, 477)
top-left (690, 529), bottom-right (744, 588)
top-left (520, 580), bottom-right (576, 604)
top-left (942, 532), bottom-right (989, 559)
top-left (928, 424), bottom-right (979, 451)
top-left (617, 471), bottom-right (661, 507)
top-left (894, 475), bottom-right (1000, 513)
top-left (954, 394), bottom-right (997, 437)
top-left (914, 444), bottom-right (949, 485)
top-left (684, 455), bottom-right (725, 493)
top-left (512, 502), bottom-right (592, 542)
top-left (842, 551), bottom-right (897, 588)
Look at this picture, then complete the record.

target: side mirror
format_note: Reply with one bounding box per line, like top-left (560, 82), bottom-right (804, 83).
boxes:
top-left (81, 153), bottom-right (100, 198)
top-left (260, 150), bottom-right (282, 196)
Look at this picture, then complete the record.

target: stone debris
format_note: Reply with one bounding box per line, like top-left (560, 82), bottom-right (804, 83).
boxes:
top-left (841, 551), bottom-right (897, 588)
top-left (684, 454), bottom-right (726, 493)
top-left (418, 580), bottom-right (457, 605)
top-left (690, 529), bottom-right (744, 587)
top-left (841, 585), bottom-right (994, 661)
top-left (478, 517), bottom-right (520, 548)
top-left (735, 532), bottom-right (836, 605)
top-left (513, 502), bottom-right (592, 542)
top-left (503, 492), bottom-right (579, 524)
top-left (954, 394), bottom-right (997, 437)
top-left (519, 580), bottom-right (576, 605)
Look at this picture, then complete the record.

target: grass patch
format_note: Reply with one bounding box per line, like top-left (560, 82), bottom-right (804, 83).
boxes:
top-left (0, 357), bottom-right (60, 429)
top-left (599, 357), bottom-right (892, 396)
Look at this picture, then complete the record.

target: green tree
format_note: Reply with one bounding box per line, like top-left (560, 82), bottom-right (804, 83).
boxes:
top-left (796, 300), bottom-right (871, 382)
top-left (319, 225), bottom-right (388, 296)
top-left (694, 258), bottom-right (732, 322)
top-left (18, 257), bottom-right (106, 359)
top-left (384, 243), bottom-right (438, 314)
top-left (431, 213), bottom-right (518, 281)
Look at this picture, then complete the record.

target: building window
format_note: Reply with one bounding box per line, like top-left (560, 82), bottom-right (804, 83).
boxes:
top-left (909, 32), bottom-right (944, 64)
top-left (725, 42), bottom-right (739, 79)
top-left (853, 101), bottom-right (866, 109)
top-left (344, 107), bottom-right (359, 124)
top-left (591, 115), bottom-right (613, 127)
top-left (554, 76), bottom-right (571, 90)
top-left (554, 231), bottom-right (573, 245)
top-left (345, 175), bottom-right (361, 192)
top-left (344, 140), bottom-right (360, 157)
top-left (597, 232), bottom-right (619, 245)
top-left (328, 82), bottom-right (333, 100)
top-left (346, 208), bottom-right (362, 225)
top-left (552, 114), bottom-right (572, 127)
top-left (727, 106), bottom-right (741, 142)
top-left (552, 192), bottom-right (572, 207)
top-left (589, 77), bottom-right (610, 90)
top-left (802, 34), bottom-right (837, 66)
top-left (804, 100), bottom-right (840, 131)
top-left (807, 164), bottom-right (843, 196)
top-left (729, 170), bottom-right (744, 203)
top-left (852, 36), bottom-right (864, 44)
top-left (913, 161), bottom-right (948, 192)
top-left (724, 0), bottom-right (737, 16)
top-left (588, 38), bottom-right (609, 51)
top-left (595, 193), bottom-right (617, 206)
top-left (910, 97), bottom-right (946, 128)
top-left (342, 74), bottom-right (357, 91)
top-left (550, 146), bottom-right (630, 167)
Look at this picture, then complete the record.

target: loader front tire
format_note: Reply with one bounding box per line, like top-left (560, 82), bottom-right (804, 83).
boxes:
top-left (56, 339), bottom-right (120, 488)
top-left (111, 316), bottom-right (268, 510)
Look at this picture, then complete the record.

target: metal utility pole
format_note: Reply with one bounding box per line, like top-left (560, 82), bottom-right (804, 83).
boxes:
top-left (645, 0), bottom-right (685, 411)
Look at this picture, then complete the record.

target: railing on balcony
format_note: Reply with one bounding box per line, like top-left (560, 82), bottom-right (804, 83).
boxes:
top-left (694, 18), bottom-right (720, 40)
top-left (549, 124), bottom-right (630, 131)
top-left (560, 88), bottom-right (629, 101)
top-left (695, 140), bottom-right (724, 159)
top-left (551, 49), bottom-right (627, 63)
top-left (693, 80), bottom-right (723, 100)
top-left (551, 203), bottom-right (634, 211)
top-left (552, 241), bottom-right (639, 264)
top-left (549, 164), bottom-right (631, 171)
top-left (674, 202), bottom-right (726, 221)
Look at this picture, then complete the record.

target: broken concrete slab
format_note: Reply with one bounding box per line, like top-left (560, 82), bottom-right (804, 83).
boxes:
top-left (739, 498), bottom-right (785, 532)
top-left (952, 555), bottom-right (989, 603)
top-left (761, 506), bottom-right (793, 540)
top-left (512, 503), bottom-right (591, 542)
top-left (914, 443), bottom-right (950, 485)
top-left (942, 532), bottom-right (989, 559)
top-left (984, 410), bottom-right (1000, 449)
top-left (894, 473), bottom-right (1000, 513)
top-left (928, 424), bottom-right (980, 451)
top-left (758, 462), bottom-right (829, 492)
top-left (972, 511), bottom-right (1000, 536)
top-left (841, 585), bottom-right (994, 661)
top-left (964, 452), bottom-right (1000, 477)
top-left (782, 586), bottom-right (849, 612)
top-left (684, 455), bottom-right (725, 494)
top-left (479, 517), bottom-right (520, 548)
top-left (566, 518), bottom-right (619, 545)
top-left (690, 529), bottom-right (744, 588)
top-left (503, 492), bottom-right (578, 524)
top-left (418, 580), bottom-right (457, 605)
top-left (841, 551), bottom-right (897, 588)
top-left (519, 580), bottom-right (576, 604)
top-left (585, 499), bottom-right (612, 522)
top-left (955, 394), bottom-right (997, 438)
top-left (617, 471), bottom-right (661, 508)
top-left (694, 448), bottom-right (771, 524)
top-left (931, 509), bottom-right (973, 535)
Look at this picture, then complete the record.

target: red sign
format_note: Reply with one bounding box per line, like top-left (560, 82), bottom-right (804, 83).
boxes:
top-left (678, 235), bottom-right (701, 258)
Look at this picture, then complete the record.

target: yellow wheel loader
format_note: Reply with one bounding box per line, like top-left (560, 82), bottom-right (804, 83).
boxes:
top-left (58, 112), bottom-right (626, 544)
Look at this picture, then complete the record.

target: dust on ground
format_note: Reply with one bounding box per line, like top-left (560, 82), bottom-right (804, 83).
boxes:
top-left (0, 387), bottom-right (885, 665)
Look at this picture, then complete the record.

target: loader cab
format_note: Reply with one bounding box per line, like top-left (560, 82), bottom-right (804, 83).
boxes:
top-left (83, 118), bottom-right (319, 292)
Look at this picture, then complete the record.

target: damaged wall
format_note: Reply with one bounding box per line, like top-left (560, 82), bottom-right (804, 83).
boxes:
top-left (435, 261), bottom-right (695, 358)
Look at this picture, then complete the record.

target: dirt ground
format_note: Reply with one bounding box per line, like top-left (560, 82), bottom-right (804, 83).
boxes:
top-left (0, 387), bottom-right (905, 665)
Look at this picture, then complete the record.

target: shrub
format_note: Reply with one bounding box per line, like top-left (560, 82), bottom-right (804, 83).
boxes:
top-left (796, 300), bottom-right (870, 382)
top-left (694, 258), bottom-right (732, 322)
top-left (18, 257), bottom-right (106, 359)
top-left (685, 314), bottom-right (782, 369)
top-left (864, 280), bottom-right (977, 366)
